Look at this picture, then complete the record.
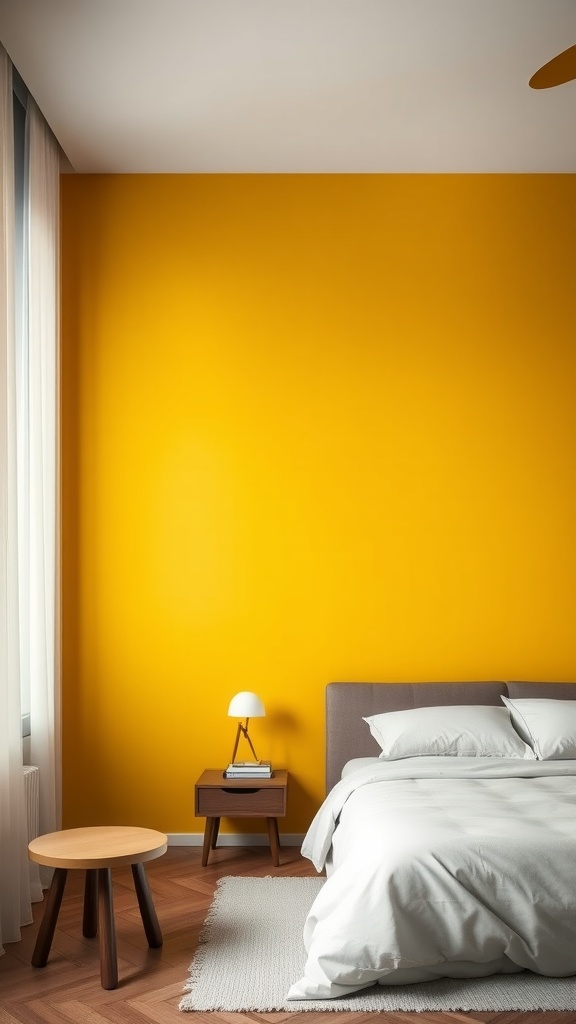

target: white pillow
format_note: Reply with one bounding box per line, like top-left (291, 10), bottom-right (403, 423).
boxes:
top-left (501, 696), bottom-right (576, 760)
top-left (363, 704), bottom-right (536, 760)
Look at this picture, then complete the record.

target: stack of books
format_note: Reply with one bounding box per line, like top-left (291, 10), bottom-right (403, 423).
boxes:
top-left (223, 760), bottom-right (273, 779)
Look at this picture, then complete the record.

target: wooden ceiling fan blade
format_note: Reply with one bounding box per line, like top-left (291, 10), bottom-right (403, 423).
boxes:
top-left (529, 43), bottom-right (576, 88)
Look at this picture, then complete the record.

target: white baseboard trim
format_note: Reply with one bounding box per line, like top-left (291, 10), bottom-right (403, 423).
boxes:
top-left (167, 832), bottom-right (305, 847)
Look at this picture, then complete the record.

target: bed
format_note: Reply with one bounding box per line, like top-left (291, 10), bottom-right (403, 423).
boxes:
top-left (287, 680), bottom-right (576, 1000)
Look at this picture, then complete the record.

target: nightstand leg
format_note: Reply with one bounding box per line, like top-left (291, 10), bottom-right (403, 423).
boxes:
top-left (211, 817), bottom-right (220, 849)
top-left (202, 817), bottom-right (217, 866)
top-left (266, 816), bottom-right (281, 866)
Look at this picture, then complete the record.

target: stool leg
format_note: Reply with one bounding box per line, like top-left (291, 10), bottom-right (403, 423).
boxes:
top-left (83, 869), bottom-right (98, 937)
top-left (97, 868), bottom-right (118, 990)
top-left (32, 867), bottom-right (68, 967)
top-left (131, 862), bottom-right (163, 948)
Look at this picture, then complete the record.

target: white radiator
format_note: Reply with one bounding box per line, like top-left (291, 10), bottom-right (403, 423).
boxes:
top-left (23, 765), bottom-right (40, 841)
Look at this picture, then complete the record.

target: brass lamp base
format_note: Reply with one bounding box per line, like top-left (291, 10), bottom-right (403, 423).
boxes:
top-left (230, 718), bottom-right (260, 764)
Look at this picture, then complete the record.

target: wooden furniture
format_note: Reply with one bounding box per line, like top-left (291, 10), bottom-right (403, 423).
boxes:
top-left (195, 769), bottom-right (288, 867)
top-left (28, 825), bottom-right (167, 990)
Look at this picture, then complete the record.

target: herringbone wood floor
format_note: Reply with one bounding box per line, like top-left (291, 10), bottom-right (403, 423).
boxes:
top-left (0, 845), bottom-right (572, 1024)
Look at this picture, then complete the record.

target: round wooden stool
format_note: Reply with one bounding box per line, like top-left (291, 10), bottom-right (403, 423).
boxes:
top-left (28, 825), bottom-right (168, 990)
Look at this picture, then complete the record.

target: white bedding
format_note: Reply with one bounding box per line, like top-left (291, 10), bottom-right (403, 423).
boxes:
top-left (341, 757), bottom-right (381, 777)
top-left (287, 758), bottom-right (576, 999)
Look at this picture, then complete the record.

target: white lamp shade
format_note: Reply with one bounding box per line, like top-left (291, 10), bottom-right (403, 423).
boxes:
top-left (228, 691), bottom-right (265, 718)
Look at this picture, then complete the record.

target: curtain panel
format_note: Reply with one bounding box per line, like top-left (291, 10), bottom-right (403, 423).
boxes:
top-left (0, 44), bottom-right (61, 954)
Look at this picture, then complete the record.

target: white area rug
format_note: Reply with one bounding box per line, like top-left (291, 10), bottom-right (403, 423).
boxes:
top-left (179, 875), bottom-right (576, 1012)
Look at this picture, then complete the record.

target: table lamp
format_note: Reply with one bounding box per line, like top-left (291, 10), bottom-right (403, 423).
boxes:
top-left (228, 691), bottom-right (265, 764)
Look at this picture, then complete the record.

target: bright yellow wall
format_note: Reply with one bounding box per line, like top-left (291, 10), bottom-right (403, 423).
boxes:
top-left (60, 174), bottom-right (576, 834)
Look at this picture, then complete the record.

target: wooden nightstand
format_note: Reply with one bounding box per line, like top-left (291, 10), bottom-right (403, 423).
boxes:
top-left (195, 769), bottom-right (289, 867)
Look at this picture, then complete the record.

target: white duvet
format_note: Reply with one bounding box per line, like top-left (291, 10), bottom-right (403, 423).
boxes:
top-left (287, 758), bottom-right (576, 999)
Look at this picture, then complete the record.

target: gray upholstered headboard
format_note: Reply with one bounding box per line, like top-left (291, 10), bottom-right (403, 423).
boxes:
top-left (325, 680), bottom-right (576, 794)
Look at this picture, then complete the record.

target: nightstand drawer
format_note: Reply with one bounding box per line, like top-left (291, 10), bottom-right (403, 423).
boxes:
top-left (196, 785), bottom-right (286, 817)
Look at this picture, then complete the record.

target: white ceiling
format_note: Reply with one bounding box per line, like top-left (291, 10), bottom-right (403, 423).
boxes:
top-left (1, 0), bottom-right (576, 173)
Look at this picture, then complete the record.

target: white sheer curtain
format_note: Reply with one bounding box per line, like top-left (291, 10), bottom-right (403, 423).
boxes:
top-left (0, 42), bottom-right (33, 954)
top-left (24, 97), bottom-right (61, 889)
top-left (0, 46), bottom-right (61, 953)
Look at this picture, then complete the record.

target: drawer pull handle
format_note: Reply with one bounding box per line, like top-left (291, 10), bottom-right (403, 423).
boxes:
top-left (222, 787), bottom-right (261, 795)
